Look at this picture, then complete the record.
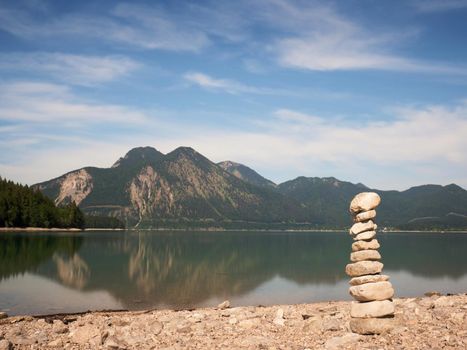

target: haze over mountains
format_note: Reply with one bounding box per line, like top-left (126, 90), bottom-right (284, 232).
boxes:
top-left (35, 146), bottom-right (467, 230)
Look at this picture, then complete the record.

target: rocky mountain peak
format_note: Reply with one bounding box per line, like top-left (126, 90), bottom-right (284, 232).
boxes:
top-left (112, 146), bottom-right (164, 168)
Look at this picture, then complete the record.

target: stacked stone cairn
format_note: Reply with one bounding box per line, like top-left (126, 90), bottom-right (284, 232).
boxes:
top-left (345, 192), bottom-right (395, 335)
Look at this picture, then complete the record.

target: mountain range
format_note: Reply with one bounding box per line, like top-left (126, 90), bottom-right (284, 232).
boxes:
top-left (34, 146), bottom-right (467, 230)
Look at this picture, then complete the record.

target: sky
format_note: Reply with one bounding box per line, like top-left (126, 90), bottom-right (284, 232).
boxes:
top-left (0, 0), bottom-right (467, 190)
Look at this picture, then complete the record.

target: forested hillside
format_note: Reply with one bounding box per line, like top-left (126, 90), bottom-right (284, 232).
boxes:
top-left (0, 176), bottom-right (85, 229)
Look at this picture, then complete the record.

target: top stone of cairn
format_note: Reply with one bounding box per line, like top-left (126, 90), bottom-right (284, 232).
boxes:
top-left (349, 192), bottom-right (381, 214)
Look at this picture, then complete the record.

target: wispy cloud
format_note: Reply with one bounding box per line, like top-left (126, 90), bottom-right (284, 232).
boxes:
top-left (150, 101), bottom-right (467, 189)
top-left (413, 0), bottom-right (467, 12)
top-left (2, 94), bottom-right (467, 189)
top-left (261, 0), bottom-right (467, 73)
top-left (184, 72), bottom-right (284, 95)
top-left (0, 4), bottom-right (210, 52)
top-left (0, 53), bottom-right (140, 86)
top-left (0, 81), bottom-right (149, 124)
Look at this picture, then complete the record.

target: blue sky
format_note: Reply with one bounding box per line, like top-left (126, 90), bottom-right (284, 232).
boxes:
top-left (0, 0), bottom-right (467, 190)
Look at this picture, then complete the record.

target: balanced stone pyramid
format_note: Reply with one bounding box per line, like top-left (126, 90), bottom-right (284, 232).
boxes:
top-left (346, 192), bottom-right (395, 334)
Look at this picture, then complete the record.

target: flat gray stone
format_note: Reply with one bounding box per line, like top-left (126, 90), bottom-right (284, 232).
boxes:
top-left (352, 239), bottom-right (380, 252)
top-left (349, 220), bottom-right (376, 235)
top-left (350, 249), bottom-right (381, 262)
top-left (353, 230), bottom-right (376, 241)
top-left (350, 300), bottom-right (395, 318)
top-left (350, 192), bottom-right (381, 214)
top-left (346, 261), bottom-right (383, 277)
top-left (350, 316), bottom-right (395, 335)
top-left (349, 281), bottom-right (394, 302)
top-left (354, 210), bottom-right (376, 223)
top-left (349, 274), bottom-right (389, 286)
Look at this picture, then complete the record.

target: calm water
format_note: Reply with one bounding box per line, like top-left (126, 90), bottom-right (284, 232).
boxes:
top-left (1, 230), bottom-right (466, 316)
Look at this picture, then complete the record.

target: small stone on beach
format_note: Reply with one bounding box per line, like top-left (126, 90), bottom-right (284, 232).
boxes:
top-left (217, 300), bottom-right (230, 309)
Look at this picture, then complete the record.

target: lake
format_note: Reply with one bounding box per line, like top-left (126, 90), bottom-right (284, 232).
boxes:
top-left (1, 230), bottom-right (466, 316)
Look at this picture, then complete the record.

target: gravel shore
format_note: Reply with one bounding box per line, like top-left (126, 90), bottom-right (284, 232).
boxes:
top-left (0, 294), bottom-right (466, 349)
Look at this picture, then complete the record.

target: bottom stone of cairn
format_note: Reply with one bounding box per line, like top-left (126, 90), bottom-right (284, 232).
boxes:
top-left (350, 316), bottom-right (396, 335)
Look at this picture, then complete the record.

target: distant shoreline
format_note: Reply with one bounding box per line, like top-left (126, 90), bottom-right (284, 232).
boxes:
top-left (1, 227), bottom-right (467, 233)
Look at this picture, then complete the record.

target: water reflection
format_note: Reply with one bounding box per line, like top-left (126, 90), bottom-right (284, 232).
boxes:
top-left (0, 231), bottom-right (466, 315)
top-left (53, 253), bottom-right (90, 289)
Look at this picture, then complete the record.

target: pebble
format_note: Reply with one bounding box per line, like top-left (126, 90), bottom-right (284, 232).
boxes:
top-left (47, 338), bottom-right (63, 347)
top-left (273, 308), bottom-right (285, 326)
top-left (52, 320), bottom-right (68, 334)
top-left (217, 300), bottom-right (230, 310)
top-left (325, 332), bottom-right (361, 349)
top-left (0, 340), bottom-right (12, 350)
top-left (0, 313), bottom-right (7, 320)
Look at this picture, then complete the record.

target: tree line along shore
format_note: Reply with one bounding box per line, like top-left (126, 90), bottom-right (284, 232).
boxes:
top-left (0, 177), bottom-right (124, 230)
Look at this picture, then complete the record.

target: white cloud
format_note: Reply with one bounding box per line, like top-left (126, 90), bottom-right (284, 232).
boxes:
top-left (0, 4), bottom-right (209, 52)
top-left (0, 81), bottom-right (149, 124)
top-left (0, 53), bottom-right (140, 86)
top-left (1, 99), bottom-right (467, 189)
top-left (146, 102), bottom-right (467, 190)
top-left (264, 0), bottom-right (467, 73)
top-left (184, 72), bottom-right (284, 95)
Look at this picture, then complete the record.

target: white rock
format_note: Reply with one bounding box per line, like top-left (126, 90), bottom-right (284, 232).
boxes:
top-left (354, 230), bottom-right (376, 241)
top-left (273, 308), bottom-right (285, 326)
top-left (0, 340), bottom-right (12, 350)
top-left (349, 281), bottom-right (394, 302)
top-left (352, 239), bottom-right (380, 251)
top-left (349, 221), bottom-right (376, 235)
top-left (52, 320), bottom-right (68, 334)
top-left (350, 249), bottom-right (381, 262)
top-left (349, 274), bottom-right (389, 286)
top-left (346, 261), bottom-right (383, 277)
top-left (350, 192), bottom-right (381, 214)
top-left (354, 210), bottom-right (376, 223)
top-left (350, 300), bottom-right (395, 318)
top-left (47, 339), bottom-right (63, 348)
top-left (325, 333), bottom-right (361, 349)
top-left (217, 300), bottom-right (230, 309)
top-left (69, 325), bottom-right (101, 346)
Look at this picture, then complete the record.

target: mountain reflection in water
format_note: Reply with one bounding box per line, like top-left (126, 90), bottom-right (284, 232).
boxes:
top-left (0, 231), bottom-right (466, 315)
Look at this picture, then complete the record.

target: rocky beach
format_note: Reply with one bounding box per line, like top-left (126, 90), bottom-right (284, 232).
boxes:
top-left (0, 293), bottom-right (466, 349)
